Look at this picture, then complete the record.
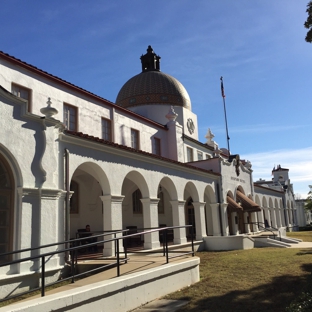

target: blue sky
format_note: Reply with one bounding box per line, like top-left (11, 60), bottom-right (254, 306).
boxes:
top-left (1, 1), bottom-right (311, 197)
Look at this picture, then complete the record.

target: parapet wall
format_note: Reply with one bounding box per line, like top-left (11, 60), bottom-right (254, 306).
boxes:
top-left (2, 258), bottom-right (200, 312)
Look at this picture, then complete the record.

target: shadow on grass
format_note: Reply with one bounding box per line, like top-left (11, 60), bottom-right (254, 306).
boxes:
top-left (177, 265), bottom-right (312, 312)
top-left (296, 249), bottom-right (312, 256)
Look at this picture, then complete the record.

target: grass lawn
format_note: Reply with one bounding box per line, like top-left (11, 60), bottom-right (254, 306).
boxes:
top-left (166, 231), bottom-right (312, 312)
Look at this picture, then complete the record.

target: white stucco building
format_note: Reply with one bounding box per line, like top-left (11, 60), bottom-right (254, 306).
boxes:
top-left (0, 46), bottom-right (305, 297)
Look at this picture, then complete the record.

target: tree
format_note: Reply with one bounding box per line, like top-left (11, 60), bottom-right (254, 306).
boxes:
top-left (304, 185), bottom-right (312, 212)
top-left (304, 1), bottom-right (312, 43)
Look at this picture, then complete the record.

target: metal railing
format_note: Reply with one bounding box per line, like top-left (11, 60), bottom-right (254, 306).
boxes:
top-left (286, 224), bottom-right (299, 232)
top-left (0, 225), bottom-right (194, 303)
top-left (248, 222), bottom-right (281, 241)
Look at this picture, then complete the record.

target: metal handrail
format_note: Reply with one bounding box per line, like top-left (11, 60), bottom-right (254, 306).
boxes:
top-left (248, 222), bottom-right (281, 241)
top-left (0, 225), bottom-right (194, 303)
top-left (0, 229), bottom-right (127, 259)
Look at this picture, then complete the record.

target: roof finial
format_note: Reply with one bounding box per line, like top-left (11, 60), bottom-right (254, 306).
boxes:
top-left (40, 97), bottom-right (58, 118)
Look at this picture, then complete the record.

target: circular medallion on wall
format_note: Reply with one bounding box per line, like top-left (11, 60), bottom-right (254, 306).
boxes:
top-left (187, 118), bottom-right (195, 134)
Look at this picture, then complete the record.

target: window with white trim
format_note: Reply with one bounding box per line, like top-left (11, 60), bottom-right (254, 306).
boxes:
top-left (11, 83), bottom-right (31, 111)
top-left (63, 103), bottom-right (78, 131)
top-left (102, 118), bottom-right (112, 141)
top-left (197, 151), bottom-right (203, 160)
top-left (131, 129), bottom-right (139, 149)
top-left (187, 147), bottom-right (193, 162)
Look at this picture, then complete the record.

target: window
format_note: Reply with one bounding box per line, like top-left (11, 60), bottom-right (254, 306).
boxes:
top-left (70, 181), bottom-right (79, 214)
top-left (186, 147), bottom-right (193, 162)
top-left (154, 137), bottom-right (161, 156)
top-left (206, 154), bottom-right (211, 159)
top-left (131, 129), bottom-right (139, 149)
top-left (63, 104), bottom-right (78, 131)
top-left (132, 189), bottom-right (142, 214)
top-left (197, 151), bottom-right (203, 161)
top-left (158, 191), bottom-right (164, 214)
top-left (11, 83), bottom-right (31, 111)
top-left (102, 118), bottom-right (112, 141)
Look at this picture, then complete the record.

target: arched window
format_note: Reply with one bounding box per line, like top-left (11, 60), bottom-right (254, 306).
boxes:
top-left (0, 155), bottom-right (14, 262)
top-left (132, 189), bottom-right (142, 214)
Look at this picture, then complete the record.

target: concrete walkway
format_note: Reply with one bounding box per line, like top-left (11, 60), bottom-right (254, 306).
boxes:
top-left (2, 252), bottom-right (198, 312)
top-left (19, 252), bottom-right (193, 299)
top-left (288, 241), bottom-right (312, 248)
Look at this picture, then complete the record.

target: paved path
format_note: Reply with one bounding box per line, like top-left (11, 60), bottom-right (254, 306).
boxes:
top-left (131, 299), bottom-right (188, 312)
top-left (288, 241), bottom-right (312, 248)
top-left (20, 253), bottom-right (192, 299)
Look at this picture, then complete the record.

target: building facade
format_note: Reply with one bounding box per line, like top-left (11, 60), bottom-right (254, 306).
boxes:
top-left (0, 46), bottom-right (304, 296)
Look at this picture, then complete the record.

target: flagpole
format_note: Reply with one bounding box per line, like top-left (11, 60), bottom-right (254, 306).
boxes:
top-left (220, 76), bottom-right (230, 156)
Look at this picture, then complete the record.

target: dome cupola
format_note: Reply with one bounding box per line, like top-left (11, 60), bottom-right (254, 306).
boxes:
top-left (115, 46), bottom-right (191, 110)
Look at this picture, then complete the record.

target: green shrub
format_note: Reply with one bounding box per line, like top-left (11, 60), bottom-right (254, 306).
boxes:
top-left (299, 226), bottom-right (312, 231)
top-left (286, 291), bottom-right (312, 312)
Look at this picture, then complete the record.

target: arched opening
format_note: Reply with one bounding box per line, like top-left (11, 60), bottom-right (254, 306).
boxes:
top-left (121, 171), bottom-right (149, 248)
top-left (69, 163), bottom-right (109, 242)
top-left (185, 197), bottom-right (195, 238)
top-left (204, 185), bottom-right (216, 236)
top-left (227, 190), bottom-right (246, 235)
top-left (184, 182), bottom-right (199, 239)
top-left (158, 177), bottom-right (177, 243)
top-left (0, 154), bottom-right (14, 262)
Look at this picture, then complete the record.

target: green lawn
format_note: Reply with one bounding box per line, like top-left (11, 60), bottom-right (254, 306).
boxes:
top-left (166, 232), bottom-right (312, 312)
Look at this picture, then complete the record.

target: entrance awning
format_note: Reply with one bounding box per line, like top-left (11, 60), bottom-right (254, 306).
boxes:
top-left (227, 196), bottom-right (243, 213)
top-left (236, 190), bottom-right (261, 213)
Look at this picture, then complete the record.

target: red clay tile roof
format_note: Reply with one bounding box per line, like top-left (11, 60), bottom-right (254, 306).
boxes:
top-left (65, 130), bottom-right (220, 177)
top-left (0, 50), bottom-right (166, 130)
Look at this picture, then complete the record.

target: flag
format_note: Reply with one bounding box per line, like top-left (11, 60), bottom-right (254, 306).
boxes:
top-left (220, 77), bottom-right (226, 98)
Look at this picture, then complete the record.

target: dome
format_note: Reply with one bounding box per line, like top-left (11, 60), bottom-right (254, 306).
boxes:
top-left (115, 46), bottom-right (191, 110)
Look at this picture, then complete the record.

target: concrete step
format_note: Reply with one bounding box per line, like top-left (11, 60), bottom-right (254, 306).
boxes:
top-left (253, 237), bottom-right (291, 248)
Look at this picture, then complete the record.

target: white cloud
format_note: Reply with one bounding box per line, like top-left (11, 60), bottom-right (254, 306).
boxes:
top-left (242, 146), bottom-right (312, 198)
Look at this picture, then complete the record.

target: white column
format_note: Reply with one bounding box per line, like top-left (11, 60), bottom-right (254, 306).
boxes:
top-left (142, 198), bottom-right (160, 249)
top-left (100, 195), bottom-right (124, 256)
top-left (281, 208), bottom-right (287, 226)
top-left (258, 209), bottom-right (264, 229)
top-left (271, 208), bottom-right (277, 228)
top-left (220, 203), bottom-right (229, 236)
top-left (251, 212), bottom-right (259, 232)
top-left (209, 203), bottom-right (222, 236)
top-left (232, 212), bottom-right (239, 235)
top-left (18, 189), bottom-right (40, 273)
top-left (276, 209), bottom-right (282, 228)
top-left (244, 213), bottom-right (250, 233)
top-left (193, 201), bottom-right (206, 240)
top-left (264, 207), bottom-right (271, 227)
top-left (286, 209), bottom-right (291, 226)
top-left (170, 200), bottom-right (187, 244)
